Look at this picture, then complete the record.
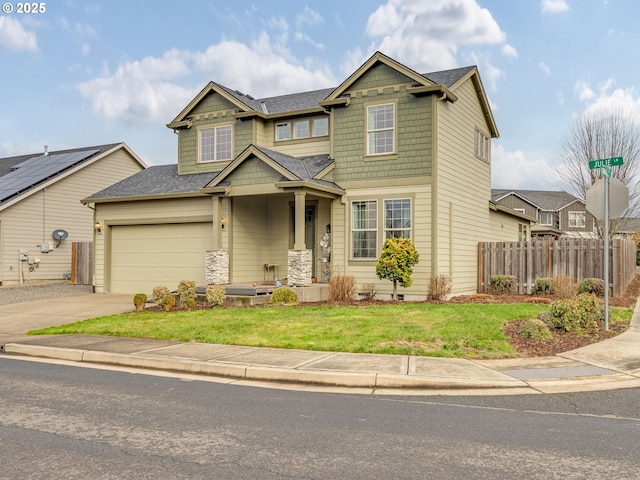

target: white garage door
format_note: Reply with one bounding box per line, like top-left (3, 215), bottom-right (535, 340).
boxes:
top-left (110, 223), bottom-right (213, 294)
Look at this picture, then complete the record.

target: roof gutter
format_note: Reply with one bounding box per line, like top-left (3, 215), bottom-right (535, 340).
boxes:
top-left (407, 84), bottom-right (458, 102)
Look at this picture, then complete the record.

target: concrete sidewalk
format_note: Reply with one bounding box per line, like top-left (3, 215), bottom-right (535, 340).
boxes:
top-left (2, 294), bottom-right (640, 394)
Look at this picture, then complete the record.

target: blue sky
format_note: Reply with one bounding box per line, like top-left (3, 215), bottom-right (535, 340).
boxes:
top-left (1, 0), bottom-right (639, 189)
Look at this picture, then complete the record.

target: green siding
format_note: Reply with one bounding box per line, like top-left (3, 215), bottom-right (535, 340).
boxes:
top-left (332, 64), bottom-right (433, 183)
top-left (227, 158), bottom-right (282, 186)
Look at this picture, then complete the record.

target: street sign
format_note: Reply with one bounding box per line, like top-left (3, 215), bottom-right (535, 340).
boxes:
top-left (588, 156), bottom-right (624, 169)
top-left (585, 177), bottom-right (629, 220)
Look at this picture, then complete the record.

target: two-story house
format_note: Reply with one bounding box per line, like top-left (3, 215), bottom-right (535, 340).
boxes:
top-left (491, 189), bottom-right (596, 239)
top-left (85, 52), bottom-right (529, 299)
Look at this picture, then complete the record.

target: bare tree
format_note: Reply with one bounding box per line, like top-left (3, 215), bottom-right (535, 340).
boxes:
top-left (554, 107), bottom-right (640, 237)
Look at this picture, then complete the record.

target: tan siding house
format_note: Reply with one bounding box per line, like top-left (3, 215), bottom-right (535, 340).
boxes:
top-left (86, 52), bottom-right (529, 297)
top-left (0, 143), bottom-right (146, 285)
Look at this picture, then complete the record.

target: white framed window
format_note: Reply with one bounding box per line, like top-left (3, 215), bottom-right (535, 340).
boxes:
top-left (568, 211), bottom-right (586, 228)
top-left (352, 200), bottom-right (377, 259)
top-left (519, 223), bottom-right (529, 241)
top-left (275, 123), bottom-right (291, 141)
top-left (367, 103), bottom-right (395, 155)
top-left (539, 211), bottom-right (553, 226)
top-left (514, 208), bottom-right (525, 214)
top-left (384, 199), bottom-right (411, 239)
top-left (312, 117), bottom-right (329, 137)
top-left (294, 120), bottom-right (309, 139)
top-left (199, 125), bottom-right (233, 162)
top-left (475, 129), bottom-right (490, 161)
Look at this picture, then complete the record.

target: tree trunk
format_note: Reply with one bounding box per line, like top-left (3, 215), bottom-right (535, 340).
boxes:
top-left (392, 280), bottom-right (397, 301)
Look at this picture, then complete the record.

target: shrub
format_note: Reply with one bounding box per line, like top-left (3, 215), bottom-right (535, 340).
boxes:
top-left (162, 294), bottom-right (175, 312)
top-left (518, 318), bottom-right (552, 340)
top-left (152, 285), bottom-right (171, 305)
top-left (185, 298), bottom-right (196, 311)
top-left (269, 286), bottom-right (299, 305)
top-left (551, 275), bottom-right (577, 299)
top-left (546, 293), bottom-right (603, 333)
top-left (206, 284), bottom-right (226, 307)
top-left (329, 274), bottom-right (356, 303)
top-left (489, 275), bottom-right (517, 295)
top-left (578, 277), bottom-right (605, 296)
top-left (133, 293), bottom-right (147, 312)
top-left (360, 283), bottom-right (377, 301)
top-left (177, 280), bottom-right (197, 304)
top-left (375, 237), bottom-right (419, 300)
top-left (427, 274), bottom-right (452, 301)
top-left (532, 278), bottom-right (553, 295)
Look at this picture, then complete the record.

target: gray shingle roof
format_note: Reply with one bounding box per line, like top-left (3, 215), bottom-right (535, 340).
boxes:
top-left (422, 66), bottom-right (475, 88)
top-left (254, 146), bottom-right (332, 180)
top-left (86, 164), bottom-right (219, 200)
top-left (0, 143), bottom-right (121, 205)
top-left (492, 189), bottom-right (582, 211)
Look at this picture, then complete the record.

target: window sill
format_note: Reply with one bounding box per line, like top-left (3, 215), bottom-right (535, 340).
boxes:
top-left (364, 153), bottom-right (398, 162)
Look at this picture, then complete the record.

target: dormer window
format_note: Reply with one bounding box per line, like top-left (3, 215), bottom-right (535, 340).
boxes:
top-left (367, 103), bottom-right (395, 155)
top-left (199, 124), bottom-right (233, 162)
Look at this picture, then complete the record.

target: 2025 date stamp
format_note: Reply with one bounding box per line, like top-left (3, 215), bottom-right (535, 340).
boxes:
top-left (2, 3), bottom-right (47, 14)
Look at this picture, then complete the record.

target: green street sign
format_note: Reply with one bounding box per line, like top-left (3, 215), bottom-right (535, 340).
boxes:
top-left (588, 156), bottom-right (624, 169)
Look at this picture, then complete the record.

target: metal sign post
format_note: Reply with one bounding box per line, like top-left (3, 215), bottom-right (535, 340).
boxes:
top-left (603, 175), bottom-right (609, 331)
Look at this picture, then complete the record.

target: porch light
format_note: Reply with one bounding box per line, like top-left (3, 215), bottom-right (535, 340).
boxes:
top-left (221, 217), bottom-right (227, 229)
top-left (326, 223), bottom-right (331, 234)
top-left (94, 221), bottom-right (103, 233)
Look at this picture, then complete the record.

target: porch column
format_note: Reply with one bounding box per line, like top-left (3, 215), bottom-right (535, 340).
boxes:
top-left (212, 196), bottom-right (222, 251)
top-left (294, 191), bottom-right (306, 250)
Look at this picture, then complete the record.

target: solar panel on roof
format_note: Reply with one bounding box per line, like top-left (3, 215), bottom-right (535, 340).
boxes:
top-left (0, 149), bottom-right (100, 203)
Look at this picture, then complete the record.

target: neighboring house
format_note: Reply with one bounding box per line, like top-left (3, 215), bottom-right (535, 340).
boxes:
top-left (85, 52), bottom-right (530, 298)
top-left (492, 189), bottom-right (597, 239)
top-left (0, 143), bottom-right (146, 285)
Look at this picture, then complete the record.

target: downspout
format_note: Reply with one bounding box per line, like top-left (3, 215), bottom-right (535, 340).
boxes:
top-left (431, 94), bottom-right (439, 278)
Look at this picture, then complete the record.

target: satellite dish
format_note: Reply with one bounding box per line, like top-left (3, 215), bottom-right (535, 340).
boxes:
top-left (52, 229), bottom-right (68, 247)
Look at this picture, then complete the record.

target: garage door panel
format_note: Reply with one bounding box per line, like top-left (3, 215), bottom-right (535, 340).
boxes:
top-left (111, 223), bottom-right (213, 294)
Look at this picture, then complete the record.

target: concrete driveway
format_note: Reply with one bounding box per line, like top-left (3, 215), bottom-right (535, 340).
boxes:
top-left (0, 293), bottom-right (134, 339)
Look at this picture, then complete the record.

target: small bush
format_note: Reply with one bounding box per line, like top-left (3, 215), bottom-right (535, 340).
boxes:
top-left (551, 275), bottom-right (577, 299)
top-left (206, 285), bottom-right (226, 307)
top-left (269, 286), bottom-right (299, 305)
top-left (489, 275), bottom-right (517, 295)
top-left (427, 274), bottom-right (452, 301)
top-left (152, 285), bottom-right (171, 305)
top-left (532, 278), bottom-right (553, 295)
top-left (329, 274), bottom-right (356, 303)
top-left (546, 293), bottom-right (603, 333)
top-left (360, 283), bottom-right (377, 301)
top-left (518, 318), bottom-right (552, 340)
top-left (185, 298), bottom-right (196, 311)
top-left (177, 280), bottom-right (197, 304)
top-left (133, 293), bottom-right (147, 312)
top-left (162, 294), bottom-right (175, 312)
top-left (578, 278), bottom-right (605, 296)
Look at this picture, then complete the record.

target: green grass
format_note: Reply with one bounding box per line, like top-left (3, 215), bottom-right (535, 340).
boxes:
top-left (29, 303), bottom-right (633, 359)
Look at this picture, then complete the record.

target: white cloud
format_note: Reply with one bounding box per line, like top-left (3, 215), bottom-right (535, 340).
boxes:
top-left (575, 79), bottom-right (595, 101)
top-left (491, 144), bottom-right (556, 189)
top-left (539, 62), bottom-right (551, 75)
top-left (365, 0), bottom-right (507, 72)
top-left (295, 31), bottom-right (324, 50)
top-left (582, 84), bottom-right (640, 122)
top-left (0, 17), bottom-right (37, 51)
top-left (295, 6), bottom-right (323, 29)
top-left (77, 49), bottom-right (195, 122)
top-left (542, 0), bottom-right (569, 13)
top-left (501, 43), bottom-right (518, 59)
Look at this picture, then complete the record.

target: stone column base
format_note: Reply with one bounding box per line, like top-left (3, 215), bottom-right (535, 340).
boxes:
top-left (206, 250), bottom-right (229, 285)
top-left (287, 249), bottom-right (312, 286)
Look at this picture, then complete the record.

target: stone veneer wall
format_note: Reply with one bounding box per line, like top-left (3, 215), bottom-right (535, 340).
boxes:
top-left (287, 249), bottom-right (312, 286)
top-left (205, 250), bottom-right (229, 284)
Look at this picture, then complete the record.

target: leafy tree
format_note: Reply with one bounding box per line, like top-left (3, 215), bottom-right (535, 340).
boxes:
top-left (555, 107), bottom-right (640, 238)
top-left (375, 238), bottom-right (419, 300)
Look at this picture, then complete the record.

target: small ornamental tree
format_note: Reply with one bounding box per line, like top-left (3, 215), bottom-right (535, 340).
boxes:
top-left (375, 238), bottom-right (419, 300)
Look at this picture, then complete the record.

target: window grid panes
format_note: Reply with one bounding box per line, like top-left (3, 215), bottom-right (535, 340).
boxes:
top-left (276, 123), bottom-right (291, 141)
top-left (568, 211), bottom-right (586, 228)
top-left (352, 200), bottom-right (377, 259)
top-left (367, 104), bottom-right (394, 155)
top-left (312, 117), bottom-right (329, 137)
top-left (475, 129), bottom-right (489, 161)
top-left (200, 125), bottom-right (232, 162)
top-left (384, 199), bottom-right (411, 239)
top-left (294, 121), bottom-right (309, 139)
top-left (539, 211), bottom-right (552, 226)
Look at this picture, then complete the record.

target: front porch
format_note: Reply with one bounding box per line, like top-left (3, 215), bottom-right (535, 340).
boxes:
top-left (196, 282), bottom-right (329, 306)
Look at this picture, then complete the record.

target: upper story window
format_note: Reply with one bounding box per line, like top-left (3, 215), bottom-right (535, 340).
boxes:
top-left (294, 120), bottom-right (309, 139)
top-left (313, 117), bottom-right (329, 137)
top-left (568, 211), bottom-right (586, 228)
top-left (514, 208), bottom-right (525, 214)
top-left (367, 103), bottom-right (395, 155)
top-left (200, 125), bottom-right (233, 162)
top-left (539, 211), bottom-right (553, 226)
top-left (276, 123), bottom-right (291, 141)
top-left (475, 129), bottom-right (490, 161)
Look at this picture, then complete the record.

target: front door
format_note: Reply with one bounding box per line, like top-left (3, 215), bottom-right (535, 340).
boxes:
top-left (305, 206), bottom-right (316, 278)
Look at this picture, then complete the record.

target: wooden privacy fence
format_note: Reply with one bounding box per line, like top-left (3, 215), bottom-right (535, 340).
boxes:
top-left (478, 238), bottom-right (636, 296)
top-left (71, 241), bottom-right (93, 285)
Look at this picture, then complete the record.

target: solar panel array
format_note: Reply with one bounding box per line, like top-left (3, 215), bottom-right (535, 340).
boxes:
top-left (0, 149), bottom-right (100, 203)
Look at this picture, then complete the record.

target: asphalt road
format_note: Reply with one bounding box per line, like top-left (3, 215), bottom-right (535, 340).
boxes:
top-left (1, 357), bottom-right (639, 479)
